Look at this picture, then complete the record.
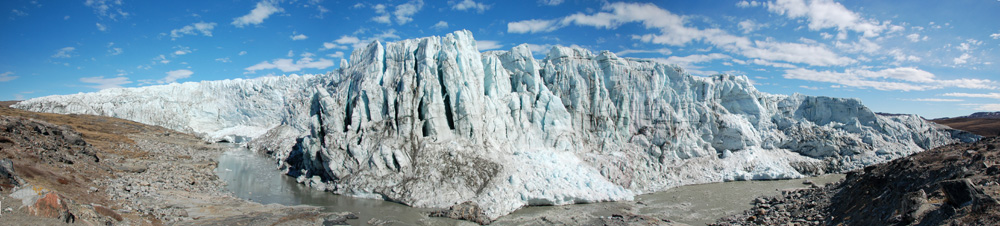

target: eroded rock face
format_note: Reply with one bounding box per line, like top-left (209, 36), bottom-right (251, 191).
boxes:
top-left (13, 30), bottom-right (979, 220)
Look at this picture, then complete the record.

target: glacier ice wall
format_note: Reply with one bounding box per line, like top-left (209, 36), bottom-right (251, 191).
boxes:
top-left (14, 30), bottom-right (978, 219)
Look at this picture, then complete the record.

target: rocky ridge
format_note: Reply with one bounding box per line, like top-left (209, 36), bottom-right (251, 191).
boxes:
top-left (713, 137), bottom-right (1000, 225)
top-left (13, 30), bottom-right (979, 220)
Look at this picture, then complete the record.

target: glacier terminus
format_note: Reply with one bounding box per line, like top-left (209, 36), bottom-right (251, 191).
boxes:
top-left (13, 30), bottom-right (979, 221)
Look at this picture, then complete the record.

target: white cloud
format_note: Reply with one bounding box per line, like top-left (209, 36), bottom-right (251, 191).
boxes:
top-left (154, 54), bottom-right (170, 64)
top-left (906, 33), bottom-right (922, 42)
top-left (52, 47), bottom-right (75, 58)
top-left (80, 76), bottom-right (131, 89)
top-left (651, 53), bottom-right (730, 75)
top-left (96, 22), bottom-right (107, 31)
top-left (783, 67), bottom-right (998, 91)
top-left (476, 40), bottom-right (503, 50)
top-left (974, 104), bottom-right (1000, 111)
top-left (736, 1), bottom-right (761, 8)
top-left (170, 22), bottom-right (217, 39)
top-left (615, 48), bottom-right (672, 56)
top-left (393, 0), bottom-right (424, 25)
top-left (538, 0), bottom-right (563, 6)
top-left (371, 4), bottom-right (391, 24)
top-left (0, 72), bottom-right (18, 82)
top-left (215, 57), bottom-right (231, 63)
top-left (239, 51), bottom-right (248, 56)
top-left (507, 19), bottom-right (560, 33)
top-left (173, 46), bottom-right (192, 56)
top-left (107, 42), bottom-right (123, 55)
top-left (109, 47), bottom-right (123, 55)
top-left (291, 33), bottom-right (308, 40)
top-left (740, 40), bottom-right (855, 66)
top-left (508, 2), bottom-right (852, 67)
top-left (232, 0), bottom-right (283, 28)
top-left (887, 49), bottom-right (921, 64)
top-left (84, 0), bottom-right (129, 20)
top-left (326, 51), bottom-right (345, 59)
top-left (524, 43), bottom-right (553, 55)
top-left (652, 53), bottom-right (729, 67)
top-left (749, 59), bottom-right (796, 68)
top-left (287, 50), bottom-right (294, 57)
top-left (451, 0), bottom-right (490, 13)
top-left (159, 69), bottom-right (193, 84)
top-left (907, 98), bottom-right (963, 102)
top-left (737, 19), bottom-right (765, 33)
top-left (245, 56), bottom-right (335, 73)
top-left (834, 38), bottom-right (880, 54)
top-left (766, 0), bottom-right (886, 38)
top-left (323, 30), bottom-right (399, 50)
top-left (432, 21), bottom-right (449, 30)
top-left (992, 32), bottom-right (1000, 40)
top-left (942, 92), bottom-right (1000, 99)
top-left (953, 53), bottom-right (972, 65)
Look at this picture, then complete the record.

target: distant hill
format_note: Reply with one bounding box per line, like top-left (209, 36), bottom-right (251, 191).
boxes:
top-left (932, 112), bottom-right (1000, 138)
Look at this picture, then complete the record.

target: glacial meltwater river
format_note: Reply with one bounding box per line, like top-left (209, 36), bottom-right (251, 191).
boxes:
top-left (215, 147), bottom-right (844, 226)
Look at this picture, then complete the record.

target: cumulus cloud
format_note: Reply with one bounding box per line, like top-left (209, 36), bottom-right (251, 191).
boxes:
top-left (393, 0), bottom-right (424, 24)
top-left (906, 33), bottom-right (925, 42)
top-left (80, 76), bottom-right (131, 89)
top-left (159, 69), bottom-right (193, 84)
top-left (783, 67), bottom-right (998, 91)
top-left (245, 56), bottom-right (335, 73)
top-left (290, 32), bottom-right (308, 40)
top-left (52, 47), bottom-right (75, 58)
top-left (232, 0), bottom-right (283, 28)
top-left (451, 0), bottom-right (490, 13)
top-left (0, 72), bottom-right (18, 82)
top-left (766, 0), bottom-right (887, 38)
top-left (507, 2), bottom-right (854, 67)
top-left (432, 21), bottom-right (449, 30)
top-left (96, 22), bottom-right (107, 31)
top-left (736, 1), bottom-right (761, 8)
top-left (992, 32), bottom-right (1000, 40)
top-left (476, 40), bottom-right (503, 50)
top-left (170, 22), bottom-right (217, 39)
top-left (953, 53), bottom-right (972, 65)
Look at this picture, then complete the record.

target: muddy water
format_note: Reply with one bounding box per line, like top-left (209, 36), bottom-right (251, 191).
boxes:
top-left (215, 148), bottom-right (465, 225)
top-left (216, 148), bottom-right (844, 225)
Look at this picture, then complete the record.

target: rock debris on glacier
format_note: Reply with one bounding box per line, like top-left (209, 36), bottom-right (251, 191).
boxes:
top-left (13, 30), bottom-right (979, 220)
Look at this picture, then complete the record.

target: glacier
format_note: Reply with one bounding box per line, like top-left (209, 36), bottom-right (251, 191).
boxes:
top-left (13, 30), bottom-right (978, 220)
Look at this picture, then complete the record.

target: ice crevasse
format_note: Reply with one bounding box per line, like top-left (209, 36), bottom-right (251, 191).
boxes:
top-left (13, 30), bottom-right (979, 219)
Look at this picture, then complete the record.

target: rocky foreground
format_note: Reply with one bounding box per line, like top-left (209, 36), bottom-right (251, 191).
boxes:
top-left (0, 103), bottom-right (356, 225)
top-left (713, 137), bottom-right (1000, 225)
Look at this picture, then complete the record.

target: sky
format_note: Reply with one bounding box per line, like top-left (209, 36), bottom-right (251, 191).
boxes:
top-left (1, 0), bottom-right (998, 118)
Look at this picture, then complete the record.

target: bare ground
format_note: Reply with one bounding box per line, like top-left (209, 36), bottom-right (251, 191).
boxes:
top-left (0, 103), bottom-right (348, 225)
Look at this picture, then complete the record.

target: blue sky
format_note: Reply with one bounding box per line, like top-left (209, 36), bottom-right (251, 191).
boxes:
top-left (1, 0), bottom-right (998, 118)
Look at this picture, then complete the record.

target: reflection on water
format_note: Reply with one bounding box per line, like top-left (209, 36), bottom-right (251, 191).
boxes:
top-left (215, 148), bottom-right (463, 225)
top-left (216, 147), bottom-right (844, 226)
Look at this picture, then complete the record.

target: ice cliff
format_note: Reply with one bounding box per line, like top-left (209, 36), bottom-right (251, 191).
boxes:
top-left (14, 30), bottom-right (978, 220)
